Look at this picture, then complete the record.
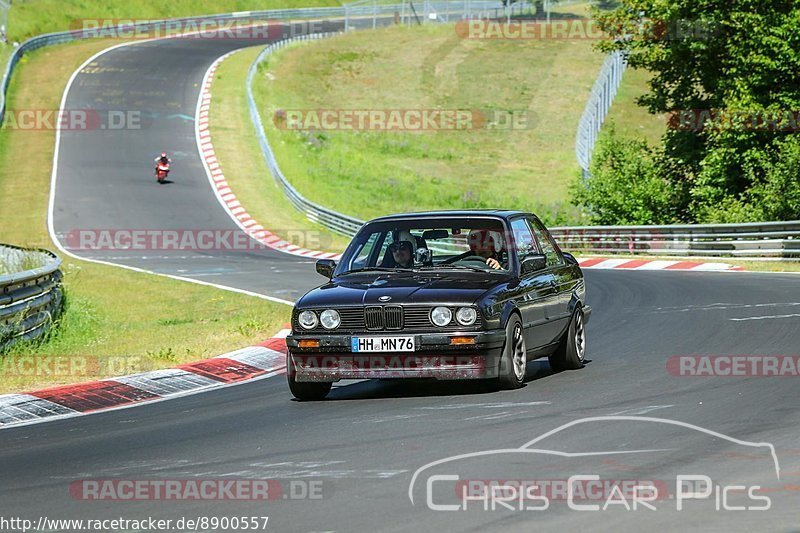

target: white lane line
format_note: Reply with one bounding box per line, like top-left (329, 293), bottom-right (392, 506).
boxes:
top-left (730, 313), bottom-right (800, 322)
top-left (353, 413), bottom-right (430, 424)
top-left (46, 41), bottom-right (294, 307)
top-left (608, 405), bottom-right (674, 416)
top-left (463, 411), bottom-right (526, 421)
top-left (416, 401), bottom-right (551, 410)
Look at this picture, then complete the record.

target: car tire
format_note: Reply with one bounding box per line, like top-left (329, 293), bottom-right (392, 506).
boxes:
top-left (496, 315), bottom-right (526, 389)
top-left (287, 368), bottom-right (332, 401)
top-left (548, 306), bottom-right (586, 372)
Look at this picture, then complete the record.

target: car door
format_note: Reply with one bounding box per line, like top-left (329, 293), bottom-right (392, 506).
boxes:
top-left (508, 217), bottom-right (556, 350)
top-left (527, 216), bottom-right (573, 342)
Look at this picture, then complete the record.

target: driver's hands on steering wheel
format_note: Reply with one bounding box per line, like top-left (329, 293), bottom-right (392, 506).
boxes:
top-left (485, 257), bottom-right (501, 270)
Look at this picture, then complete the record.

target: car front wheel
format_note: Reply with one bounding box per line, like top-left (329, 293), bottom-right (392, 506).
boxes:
top-left (287, 363), bottom-right (332, 401)
top-left (549, 306), bottom-right (586, 372)
top-left (497, 315), bottom-right (526, 389)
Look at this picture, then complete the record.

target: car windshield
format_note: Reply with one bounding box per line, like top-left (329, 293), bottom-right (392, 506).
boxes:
top-left (335, 216), bottom-right (511, 275)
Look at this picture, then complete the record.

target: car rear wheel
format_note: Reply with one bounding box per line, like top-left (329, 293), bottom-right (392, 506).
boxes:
top-left (549, 306), bottom-right (586, 372)
top-left (497, 315), bottom-right (526, 389)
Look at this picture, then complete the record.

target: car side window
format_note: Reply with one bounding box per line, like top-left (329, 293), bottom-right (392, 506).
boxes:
top-left (527, 216), bottom-right (563, 267)
top-left (510, 218), bottom-right (540, 261)
top-left (350, 232), bottom-right (382, 270)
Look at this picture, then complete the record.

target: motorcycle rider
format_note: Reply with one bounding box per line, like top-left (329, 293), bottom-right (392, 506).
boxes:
top-left (154, 152), bottom-right (171, 176)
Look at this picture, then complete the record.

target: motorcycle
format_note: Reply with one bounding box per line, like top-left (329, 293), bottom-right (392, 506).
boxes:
top-left (155, 162), bottom-right (170, 183)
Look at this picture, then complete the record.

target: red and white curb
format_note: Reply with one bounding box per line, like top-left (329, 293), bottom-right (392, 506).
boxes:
top-left (196, 52), bottom-right (342, 261)
top-left (577, 258), bottom-right (743, 271)
top-left (0, 330), bottom-right (290, 429)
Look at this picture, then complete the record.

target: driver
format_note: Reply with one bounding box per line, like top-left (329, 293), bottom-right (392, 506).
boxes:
top-left (381, 230), bottom-right (417, 268)
top-left (467, 229), bottom-right (505, 270)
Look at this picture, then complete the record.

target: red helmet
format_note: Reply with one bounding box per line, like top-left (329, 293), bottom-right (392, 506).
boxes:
top-left (160, 152), bottom-right (167, 158)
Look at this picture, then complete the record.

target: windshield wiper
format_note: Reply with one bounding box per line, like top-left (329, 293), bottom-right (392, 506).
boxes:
top-left (420, 264), bottom-right (487, 273)
top-left (340, 267), bottom-right (415, 275)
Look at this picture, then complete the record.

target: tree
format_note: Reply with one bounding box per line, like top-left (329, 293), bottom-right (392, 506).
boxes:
top-left (591, 0), bottom-right (800, 222)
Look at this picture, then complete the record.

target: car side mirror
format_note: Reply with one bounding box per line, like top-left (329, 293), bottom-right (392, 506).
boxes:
top-left (563, 252), bottom-right (578, 266)
top-left (520, 254), bottom-right (547, 274)
top-left (316, 259), bottom-right (336, 279)
top-left (415, 248), bottom-right (432, 265)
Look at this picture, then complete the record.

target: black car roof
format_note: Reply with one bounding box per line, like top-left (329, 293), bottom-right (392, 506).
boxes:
top-left (367, 209), bottom-right (527, 223)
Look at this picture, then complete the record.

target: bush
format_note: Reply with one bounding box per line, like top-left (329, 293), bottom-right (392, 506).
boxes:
top-left (572, 126), bottom-right (680, 225)
top-left (693, 134), bottom-right (800, 222)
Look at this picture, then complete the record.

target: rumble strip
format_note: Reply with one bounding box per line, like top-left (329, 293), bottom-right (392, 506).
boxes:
top-left (0, 331), bottom-right (290, 429)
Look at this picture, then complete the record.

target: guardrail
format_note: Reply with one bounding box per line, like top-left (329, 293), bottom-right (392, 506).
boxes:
top-left (548, 221), bottom-right (800, 259)
top-left (575, 50), bottom-right (626, 179)
top-left (246, 33), bottom-right (368, 237)
top-left (0, 245), bottom-right (63, 351)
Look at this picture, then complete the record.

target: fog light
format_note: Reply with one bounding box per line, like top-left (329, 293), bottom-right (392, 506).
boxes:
top-left (298, 339), bottom-right (320, 348)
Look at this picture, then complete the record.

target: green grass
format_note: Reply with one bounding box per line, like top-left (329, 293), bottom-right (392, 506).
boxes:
top-left (6, 0), bottom-right (341, 43)
top-left (0, 39), bottom-right (291, 393)
top-left (254, 22), bottom-right (604, 225)
top-left (603, 67), bottom-right (666, 146)
top-left (210, 47), bottom-right (351, 252)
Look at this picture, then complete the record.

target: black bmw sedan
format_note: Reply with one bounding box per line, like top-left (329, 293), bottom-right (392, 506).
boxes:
top-left (286, 210), bottom-right (590, 400)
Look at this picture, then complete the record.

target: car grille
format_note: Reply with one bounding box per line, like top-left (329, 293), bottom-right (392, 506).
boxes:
top-left (293, 306), bottom-right (481, 332)
top-left (365, 306), bottom-right (384, 330)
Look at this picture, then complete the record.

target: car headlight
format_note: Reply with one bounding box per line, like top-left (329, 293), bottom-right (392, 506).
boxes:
top-left (298, 310), bottom-right (318, 330)
top-left (430, 306), bottom-right (452, 327)
top-left (320, 309), bottom-right (341, 330)
top-left (456, 307), bottom-right (477, 326)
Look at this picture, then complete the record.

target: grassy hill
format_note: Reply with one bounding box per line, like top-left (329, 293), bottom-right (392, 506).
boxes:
top-left (253, 21), bottom-right (604, 225)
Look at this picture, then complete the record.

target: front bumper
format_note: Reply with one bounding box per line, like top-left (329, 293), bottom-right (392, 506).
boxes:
top-left (286, 330), bottom-right (506, 382)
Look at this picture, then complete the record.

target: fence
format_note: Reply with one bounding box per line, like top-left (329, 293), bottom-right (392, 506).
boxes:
top-left (344, 0), bottom-right (532, 30)
top-left (0, 245), bottom-right (63, 351)
top-left (575, 50), bottom-right (626, 178)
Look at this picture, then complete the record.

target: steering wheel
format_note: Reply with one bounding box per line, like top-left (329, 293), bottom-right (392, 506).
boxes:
top-left (454, 255), bottom-right (491, 268)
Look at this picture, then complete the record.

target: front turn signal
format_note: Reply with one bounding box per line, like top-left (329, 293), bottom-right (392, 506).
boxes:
top-left (298, 339), bottom-right (321, 349)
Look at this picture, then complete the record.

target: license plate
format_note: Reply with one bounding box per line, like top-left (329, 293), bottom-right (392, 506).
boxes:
top-left (351, 336), bottom-right (415, 353)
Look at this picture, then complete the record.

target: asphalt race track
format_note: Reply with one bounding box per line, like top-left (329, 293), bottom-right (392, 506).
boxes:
top-left (9, 24), bottom-right (800, 532)
top-left (50, 23), bottom-right (347, 302)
